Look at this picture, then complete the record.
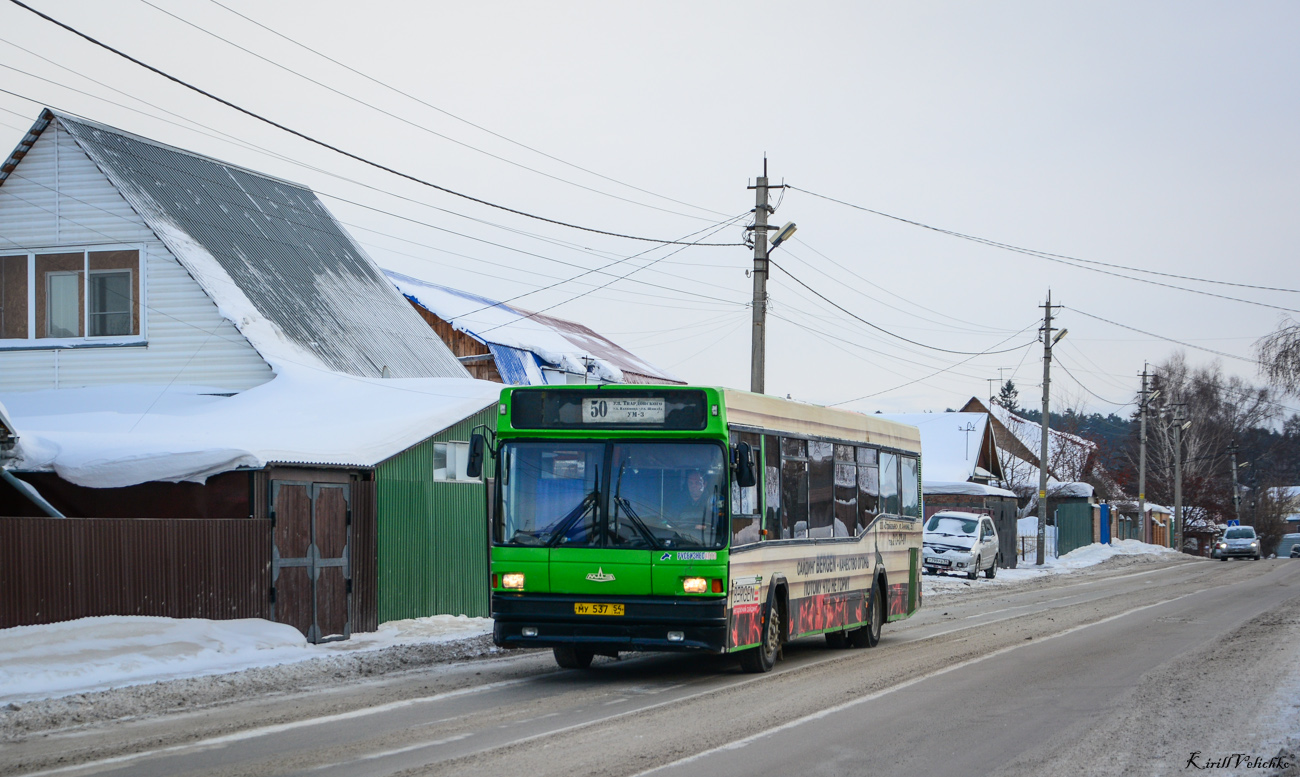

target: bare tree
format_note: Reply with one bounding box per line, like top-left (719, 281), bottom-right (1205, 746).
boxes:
top-left (1257, 318), bottom-right (1300, 395)
top-left (1142, 353), bottom-right (1278, 519)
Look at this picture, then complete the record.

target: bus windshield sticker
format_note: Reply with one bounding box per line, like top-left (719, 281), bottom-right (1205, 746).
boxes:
top-left (582, 397), bottom-right (666, 424)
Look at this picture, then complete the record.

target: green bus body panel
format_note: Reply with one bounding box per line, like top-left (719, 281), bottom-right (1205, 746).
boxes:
top-left (375, 404), bottom-right (496, 622)
top-left (492, 546), bottom-right (729, 597)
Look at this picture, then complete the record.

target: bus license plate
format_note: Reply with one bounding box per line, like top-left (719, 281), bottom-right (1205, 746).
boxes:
top-left (574, 603), bottom-right (624, 616)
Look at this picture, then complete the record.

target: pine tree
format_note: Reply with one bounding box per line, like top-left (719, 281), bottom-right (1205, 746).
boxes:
top-left (996, 379), bottom-right (1019, 412)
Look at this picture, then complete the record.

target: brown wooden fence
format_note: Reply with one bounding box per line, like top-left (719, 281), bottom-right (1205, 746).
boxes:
top-left (0, 516), bottom-right (272, 629)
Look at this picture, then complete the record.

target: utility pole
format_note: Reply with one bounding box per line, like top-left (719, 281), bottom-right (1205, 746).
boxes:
top-left (1229, 440), bottom-right (1242, 525)
top-left (1036, 291), bottom-right (1062, 566)
top-left (749, 162), bottom-right (772, 394)
top-left (1172, 403), bottom-right (1187, 552)
top-left (1138, 364), bottom-right (1149, 544)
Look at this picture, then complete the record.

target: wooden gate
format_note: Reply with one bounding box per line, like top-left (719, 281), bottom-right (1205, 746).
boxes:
top-left (271, 480), bottom-right (351, 643)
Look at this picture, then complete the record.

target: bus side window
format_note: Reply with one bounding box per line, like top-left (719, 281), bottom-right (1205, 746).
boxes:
top-left (780, 437), bottom-right (808, 539)
top-left (901, 456), bottom-right (920, 518)
top-left (857, 447), bottom-right (879, 533)
top-left (730, 431), bottom-right (762, 545)
top-left (834, 444), bottom-right (856, 538)
top-left (764, 434), bottom-right (780, 541)
top-left (808, 441), bottom-right (835, 538)
top-left (880, 452), bottom-right (900, 516)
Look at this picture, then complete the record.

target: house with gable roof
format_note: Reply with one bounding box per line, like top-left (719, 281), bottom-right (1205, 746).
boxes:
top-left (0, 110), bottom-right (503, 639)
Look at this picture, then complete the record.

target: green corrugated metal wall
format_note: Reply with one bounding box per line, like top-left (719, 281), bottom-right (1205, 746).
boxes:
top-left (1056, 502), bottom-right (1095, 556)
top-left (375, 404), bottom-right (497, 622)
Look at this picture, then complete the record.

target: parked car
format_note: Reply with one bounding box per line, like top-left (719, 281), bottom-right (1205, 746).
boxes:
top-left (923, 511), bottom-right (1000, 580)
top-left (1277, 533), bottom-right (1300, 559)
top-left (1212, 526), bottom-right (1261, 561)
top-left (1292, 545), bottom-right (1300, 559)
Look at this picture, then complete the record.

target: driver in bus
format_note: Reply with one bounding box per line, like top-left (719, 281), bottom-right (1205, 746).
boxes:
top-left (668, 470), bottom-right (720, 532)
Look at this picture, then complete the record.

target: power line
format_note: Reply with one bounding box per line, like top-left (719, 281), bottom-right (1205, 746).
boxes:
top-left (133, 0), bottom-right (722, 224)
top-left (475, 213), bottom-right (749, 333)
top-left (203, 0), bottom-right (731, 220)
top-left (766, 257), bottom-right (1038, 356)
top-left (0, 73), bottom-right (746, 311)
top-left (792, 186), bottom-right (1300, 312)
top-left (829, 322), bottom-right (1041, 407)
top-left (7, 0), bottom-right (743, 247)
top-left (1055, 357), bottom-right (1135, 408)
top-left (1063, 307), bottom-right (1255, 364)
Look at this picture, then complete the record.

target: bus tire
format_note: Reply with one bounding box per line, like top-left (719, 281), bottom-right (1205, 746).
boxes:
top-left (850, 583), bottom-right (884, 648)
top-left (741, 599), bottom-right (781, 673)
top-left (553, 645), bottom-right (594, 669)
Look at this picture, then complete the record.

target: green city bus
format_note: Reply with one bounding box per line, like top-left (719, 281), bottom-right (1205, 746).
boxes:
top-left (469, 385), bottom-right (923, 672)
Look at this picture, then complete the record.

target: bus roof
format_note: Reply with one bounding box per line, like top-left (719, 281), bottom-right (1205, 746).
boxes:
top-left (723, 389), bottom-right (921, 454)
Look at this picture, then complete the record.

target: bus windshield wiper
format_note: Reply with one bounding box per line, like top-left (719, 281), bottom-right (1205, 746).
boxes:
top-left (612, 459), bottom-right (658, 548)
top-left (545, 465), bottom-right (600, 547)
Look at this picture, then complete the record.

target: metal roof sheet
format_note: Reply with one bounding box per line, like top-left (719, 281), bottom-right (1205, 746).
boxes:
top-left (37, 111), bottom-right (467, 380)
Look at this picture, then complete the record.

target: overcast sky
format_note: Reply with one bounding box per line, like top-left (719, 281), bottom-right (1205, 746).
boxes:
top-left (1, 1), bottom-right (1297, 417)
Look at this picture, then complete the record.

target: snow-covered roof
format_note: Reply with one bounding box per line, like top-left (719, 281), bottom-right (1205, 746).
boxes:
top-left (923, 480), bottom-right (1018, 498)
top-left (386, 270), bottom-right (681, 385)
top-left (1052, 482), bottom-right (1095, 499)
top-left (984, 402), bottom-right (1097, 482)
top-left (877, 413), bottom-right (994, 483)
top-left (2, 367), bottom-right (501, 488)
top-left (16, 110), bottom-right (467, 380)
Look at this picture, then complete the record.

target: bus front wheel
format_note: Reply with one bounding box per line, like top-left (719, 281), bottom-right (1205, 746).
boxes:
top-left (741, 600), bottom-right (781, 673)
top-left (553, 645), bottom-right (594, 669)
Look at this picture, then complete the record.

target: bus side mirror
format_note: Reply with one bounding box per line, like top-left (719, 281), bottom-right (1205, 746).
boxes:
top-left (466, 433), bottom-right (487, 479)
top-left (735, 441), bottom-right (757, 489)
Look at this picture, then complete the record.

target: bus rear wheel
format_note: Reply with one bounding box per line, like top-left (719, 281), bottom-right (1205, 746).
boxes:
top-left (849, 585), bottom-right (883, 648)
top-left (741, 600), bottom-right (781, 673)
top-left (553, 645), bottom-right (594, 669)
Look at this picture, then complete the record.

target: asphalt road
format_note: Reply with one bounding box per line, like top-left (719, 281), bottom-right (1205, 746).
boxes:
top-left (8, 557), bottom-right (1300, 777)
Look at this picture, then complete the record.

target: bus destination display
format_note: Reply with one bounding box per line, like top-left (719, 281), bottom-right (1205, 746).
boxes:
top-left (582, 397), bottom-right (665, 424)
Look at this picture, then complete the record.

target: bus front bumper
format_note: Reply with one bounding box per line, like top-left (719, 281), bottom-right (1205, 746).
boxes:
top-left (492, 593), bottom-right (727, 653)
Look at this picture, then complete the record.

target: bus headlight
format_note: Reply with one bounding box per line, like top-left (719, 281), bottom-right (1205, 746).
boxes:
top-left (682, 577), bottom-right (707, 593)
top-left (502, 573), bottom-right (525, 589)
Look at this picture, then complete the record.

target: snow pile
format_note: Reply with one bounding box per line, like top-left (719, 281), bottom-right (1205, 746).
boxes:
top-left (0, 614), bottom-right (493, 704)
top-left (3, 367), bottom-right (502, 487)
top-left (925, 480), bottom-right (1017, 498)
top-left (924, 539), bottom-right (1184, 594)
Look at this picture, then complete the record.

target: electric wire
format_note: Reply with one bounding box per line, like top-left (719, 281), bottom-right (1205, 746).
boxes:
top-left (828, 322), bottom-right (1041, 407)
top-left (133, 0), bottom-right (722, 224)
top-left (0, 81), bottom-right (748, 311)
top-left (1063, 307), bottom-right (1255, 364)
top-left (7, 0), bottom-right (744, 247)
top-left (791, 185), bottom-right (1300, 298)
top-left (204, 0), bottom-right (731, 220)
top-left (767, 257), bottom-right (1039, 356)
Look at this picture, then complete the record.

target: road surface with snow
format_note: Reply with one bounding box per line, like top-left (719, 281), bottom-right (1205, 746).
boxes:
top-left (3, 547), bottom-right (1298, 777)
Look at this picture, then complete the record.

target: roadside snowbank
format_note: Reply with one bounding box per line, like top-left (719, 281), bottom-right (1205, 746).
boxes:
top-left (924, 539), bottom-right (1184, 595)
top-left (0, 614), bottom-right (492, 704)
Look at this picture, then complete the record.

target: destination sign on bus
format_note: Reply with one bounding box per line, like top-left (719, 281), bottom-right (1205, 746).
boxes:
top-left (582, 397), bottom-right (665, 424)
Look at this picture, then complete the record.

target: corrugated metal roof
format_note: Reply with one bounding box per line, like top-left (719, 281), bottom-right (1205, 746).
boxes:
top-left (385, 270), bottom-right (682, 384)
top-left (486, 343), bottom-right (543, 385)
top-left (35, 111), bottom-right (466, 380)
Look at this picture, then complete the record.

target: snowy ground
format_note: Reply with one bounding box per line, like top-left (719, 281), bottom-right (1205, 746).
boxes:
top-left (0, 539), bottom-right (1181, 708)
top-left (922, 537), bottom-right (1183, 596)
top-left (0, 614), bottom-right (493, 705)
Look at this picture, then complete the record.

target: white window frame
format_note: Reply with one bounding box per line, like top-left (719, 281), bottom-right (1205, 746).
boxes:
top-left (0, 244), bottom-right (146, 349)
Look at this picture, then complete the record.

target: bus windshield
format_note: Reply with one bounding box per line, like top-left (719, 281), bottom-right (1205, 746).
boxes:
top-left (497, 441), bottom-right (726, 550)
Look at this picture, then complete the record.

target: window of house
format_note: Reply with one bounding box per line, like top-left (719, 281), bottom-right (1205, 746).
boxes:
top-left (434, 441), bottom-right (478, 482)
top-left (0, 248), bottom-right (142, 345)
